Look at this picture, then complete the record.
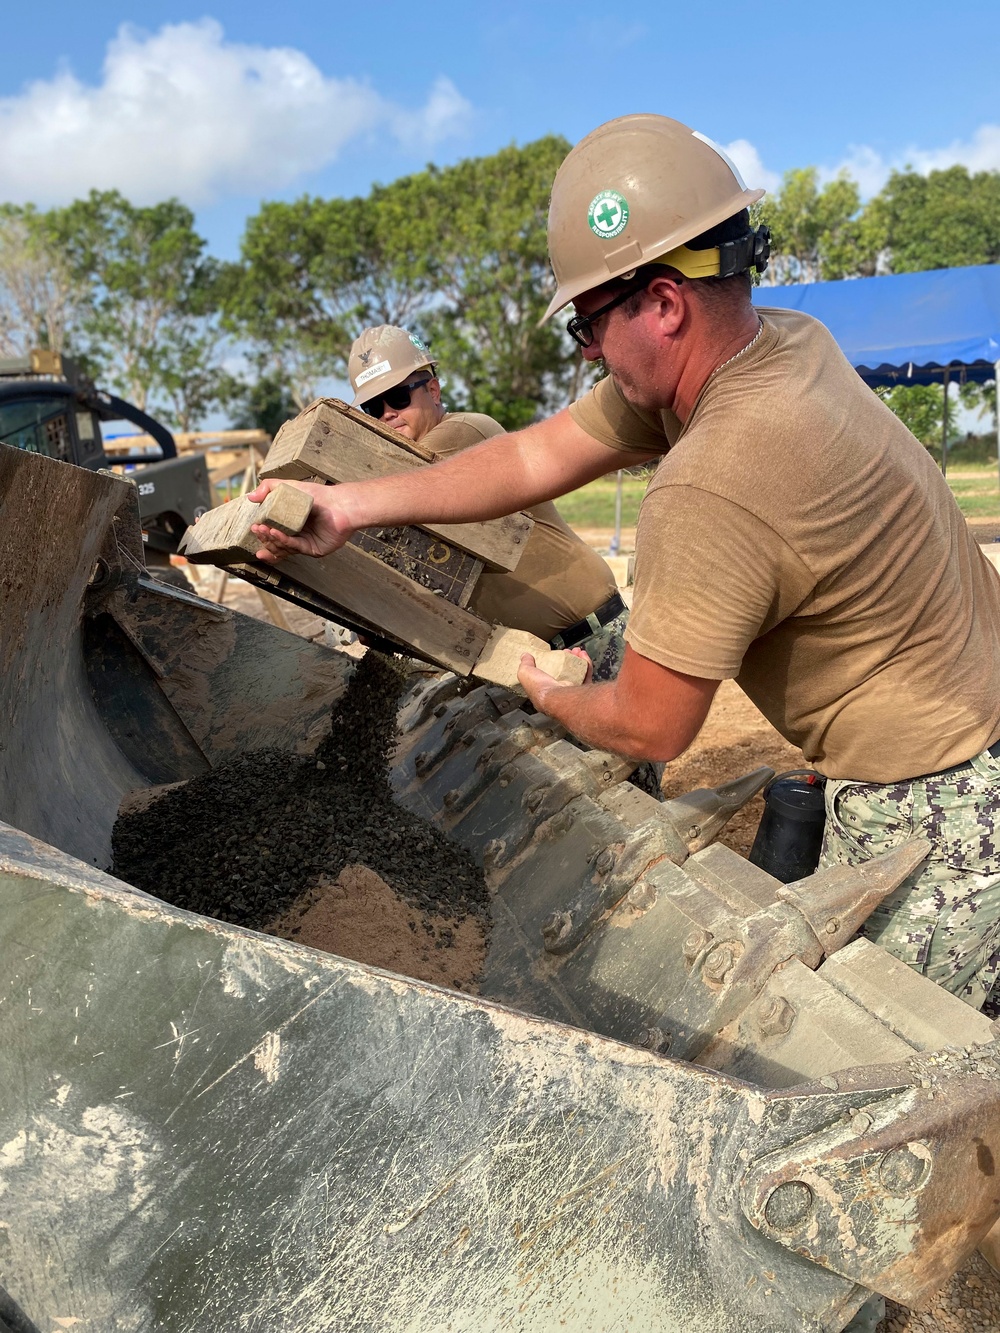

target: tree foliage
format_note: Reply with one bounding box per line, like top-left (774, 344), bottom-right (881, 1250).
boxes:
top-left (0, 205), bottom-right (84, 357)
top-left (49, 190), bottom-right (223, 415)
top-left (3, 140), bottom-right (998, 443)
top-left (862, 165), bottom-right (1000, 273)
top-left (223, 136), bottom-right (584, 429)
top-left (759, 168), bottom-right (870, 283)
top-left (761, 162), bottom-right (1000, 282)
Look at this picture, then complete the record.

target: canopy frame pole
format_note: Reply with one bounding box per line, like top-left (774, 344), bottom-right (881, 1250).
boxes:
top-left (610, 469), bottom-right (623, 556)
top-left (996, 361), bottom-right (1000, 492)
top-left (941, 369), bottom-right (950, 477)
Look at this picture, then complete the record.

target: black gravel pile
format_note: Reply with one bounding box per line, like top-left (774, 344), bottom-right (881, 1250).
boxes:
top-left (112, 652), bottom-right (489, 930)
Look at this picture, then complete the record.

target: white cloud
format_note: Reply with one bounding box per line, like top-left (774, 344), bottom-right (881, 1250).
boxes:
top-left (391, 75), bottom-right (472, 151)
top-left (824, 124), bottom-right (1000, 196)
top-left (0, 20), bottom-right (473, 207)
top-left (720, 124), bottom-right (1000, 203)
top-left (722, 138), bottom-right (781, 194)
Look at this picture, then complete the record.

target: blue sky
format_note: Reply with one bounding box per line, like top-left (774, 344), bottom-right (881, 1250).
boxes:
top-left (2, 1), bottom-right (999, 258)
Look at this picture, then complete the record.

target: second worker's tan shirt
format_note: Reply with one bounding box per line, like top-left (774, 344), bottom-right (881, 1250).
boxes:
top-left (421, 412), bottom-right (618, 642)
top-left (568, 309), bottom-right (1000, 783)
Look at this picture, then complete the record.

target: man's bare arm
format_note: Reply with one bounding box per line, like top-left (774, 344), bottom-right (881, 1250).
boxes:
top-left (247, 409), bottom-right (657, 562)
top-left (517, 645), bottom-right (719, 763)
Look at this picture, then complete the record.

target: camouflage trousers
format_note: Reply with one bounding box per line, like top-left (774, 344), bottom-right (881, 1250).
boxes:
top-left (576, 609), bottom-right (631, 683)
top-left (819, 742), bottom-right (1000, 1010)
top-left (570, 610), bottom-right (665, 801)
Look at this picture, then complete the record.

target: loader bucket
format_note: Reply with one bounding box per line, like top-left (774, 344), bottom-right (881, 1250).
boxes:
top-left (1, 443), bottom-right (999, 1331)
top-left (0, 445), bottom-right (353, 870)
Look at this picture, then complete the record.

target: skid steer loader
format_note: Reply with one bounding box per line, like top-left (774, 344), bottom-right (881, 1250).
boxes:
top-left (1, 442), bottom-right (998, 1333)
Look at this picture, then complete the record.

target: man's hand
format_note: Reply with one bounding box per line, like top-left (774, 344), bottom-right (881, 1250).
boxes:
top-left (516, 643), bottom-right (719, 762)
top-left (246, 479), bottom-right (356, 563)
top-left (517, 648), bottom-right (592, 707)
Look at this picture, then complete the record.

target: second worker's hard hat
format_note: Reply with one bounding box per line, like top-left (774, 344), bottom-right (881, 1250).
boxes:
top-left (348, 325), bottom-right (435, 406)
top-left (541, 114), bottom-right (766, 323)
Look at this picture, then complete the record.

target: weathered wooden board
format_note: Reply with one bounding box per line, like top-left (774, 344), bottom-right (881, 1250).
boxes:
top-left (474, 626), bottom-right (589, 688)
top-left (178, 484), bottom-right (312, 564)
top-left (262, 399), bottom-right (532, 573)
top-left (265, 397), bottom-right (435, 469)
top-left (277, 543), bottom-right (491, 674)
top-left (350, 526), bottom-right (483, 608)
top-left (177, 464), bottom-right (578, 683)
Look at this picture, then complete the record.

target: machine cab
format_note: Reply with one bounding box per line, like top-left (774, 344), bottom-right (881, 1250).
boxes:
top-left (0, 350), bottom-right (176, 470)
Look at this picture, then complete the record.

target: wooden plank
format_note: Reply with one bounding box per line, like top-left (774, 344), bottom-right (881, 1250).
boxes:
top-left (276, 544), bottom-right (491, 675)
top-left (178, 484), bottom-right (312, 564)
top-left (349, 527), bottom-right (482, 608)
top-left (262, 399), bottom-right (533, 573)
top-left (473, 626), bottom-right (589, 688)
top-left (269, 397), bottom-right (435, 464)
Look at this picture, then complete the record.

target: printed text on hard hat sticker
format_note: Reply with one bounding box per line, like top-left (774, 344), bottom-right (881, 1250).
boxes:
top-left (587, 190), bottom-right (630, 240)
top-left (355, 359), bottom-right (393, 386)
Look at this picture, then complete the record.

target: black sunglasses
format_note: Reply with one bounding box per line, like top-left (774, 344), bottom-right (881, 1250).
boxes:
top-left (361, 372), bottom-right (434, 419)
top-left (566, 273), bottom-right (659, 348)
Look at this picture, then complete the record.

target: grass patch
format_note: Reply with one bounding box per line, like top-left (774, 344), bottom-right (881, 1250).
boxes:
top-left (553, 463), bottom-right (1000, 524)
top-left (948, 471), bottom-right (1000, 518)
top-left (554, 471), bottom-right (654, 529)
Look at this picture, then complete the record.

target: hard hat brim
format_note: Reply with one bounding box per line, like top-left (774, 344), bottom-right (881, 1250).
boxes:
top-left (540, 185), bottom-right (765, 326)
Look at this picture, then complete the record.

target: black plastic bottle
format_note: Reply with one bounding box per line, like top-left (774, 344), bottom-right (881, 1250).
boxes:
top-left (748, 770), bottom-right (827, 884)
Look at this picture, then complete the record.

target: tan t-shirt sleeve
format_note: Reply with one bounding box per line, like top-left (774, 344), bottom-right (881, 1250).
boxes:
top-left (422, 414), bottom-right (505, 459)
top-left (568, 375), bottom-right (679, 454)
top-left (627, 486), bottom-right (815, 679)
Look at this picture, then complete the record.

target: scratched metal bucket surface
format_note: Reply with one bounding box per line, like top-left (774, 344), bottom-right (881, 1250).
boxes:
top-left (0, 822), bottom-right (871, 1333)
top-left (2, 444), bottom-right (1000, 1332)
top-left (0, 443), bottom-right (353, 871)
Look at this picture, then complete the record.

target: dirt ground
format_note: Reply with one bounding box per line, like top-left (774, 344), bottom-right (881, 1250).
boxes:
top-left (662, 679), bottom-right (806, 854)
top-left (268, 863), bottom-right (485, 992)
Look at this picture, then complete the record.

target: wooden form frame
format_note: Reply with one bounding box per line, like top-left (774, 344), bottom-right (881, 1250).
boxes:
top-left (262, 399), bottom-right (533, 573)
top-left (179, 483), bottom-right (585, 687)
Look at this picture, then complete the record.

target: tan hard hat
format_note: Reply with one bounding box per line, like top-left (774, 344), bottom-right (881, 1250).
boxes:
top-left (348, 325), bottom-right (434, 406)
top-left (541, 114), bottom-right (765, 323)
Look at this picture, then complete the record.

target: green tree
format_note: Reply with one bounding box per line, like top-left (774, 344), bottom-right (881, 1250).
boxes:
top-left (50, 190), bottom-right (224, 420)
top-left (220, 363), bottom-right (300, 439)
top-left (865, 165), bottom-right (1000, 273)
top-left (221, 191), bottom-right (435, 409)
top-left (225, 136), bottom-right (583, 429)
top-left (398, 136), bottom-right (583, 429)
top-left (0, 205), bottom-right (84, 357)
top-left (876, 383), bottom-right (945, 448)
top-left (759, 168), bottom-right (872, 283)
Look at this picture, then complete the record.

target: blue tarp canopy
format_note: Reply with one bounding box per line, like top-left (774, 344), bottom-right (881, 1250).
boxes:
top-left (753, 263), bottom-right (1000, 388)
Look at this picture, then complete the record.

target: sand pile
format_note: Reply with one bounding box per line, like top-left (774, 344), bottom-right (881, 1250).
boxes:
top-left (112, 652), bottom-right (489, 986)
top-left (268, 863), bottom-right (485, 991)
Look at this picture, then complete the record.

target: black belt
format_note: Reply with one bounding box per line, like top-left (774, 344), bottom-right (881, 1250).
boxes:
top-left (549, 592), bottom-right (627, 651)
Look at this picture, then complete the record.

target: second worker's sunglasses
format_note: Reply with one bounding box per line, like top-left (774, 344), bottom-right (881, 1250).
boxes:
top-left (360, 372), bottom-right (435, 419)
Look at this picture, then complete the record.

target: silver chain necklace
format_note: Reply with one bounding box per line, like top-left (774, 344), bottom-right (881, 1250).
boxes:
top-left (710, 317), bottom-right (764, 379)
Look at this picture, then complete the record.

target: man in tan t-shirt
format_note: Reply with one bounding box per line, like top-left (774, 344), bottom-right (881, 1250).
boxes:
top-left (345, 323), bottom-right (626, 660)
top-left (249, 118), bottom-right (1000, 1029)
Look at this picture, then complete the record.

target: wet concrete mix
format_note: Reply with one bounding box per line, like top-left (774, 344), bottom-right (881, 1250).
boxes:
top-left (112, 653), bottom-right (489, 942)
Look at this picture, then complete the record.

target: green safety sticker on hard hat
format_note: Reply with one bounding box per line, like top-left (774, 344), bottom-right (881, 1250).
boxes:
top-left (587, 190), bottom-right (629, 240)
top-left (409, 334), bottom-right (427, 350)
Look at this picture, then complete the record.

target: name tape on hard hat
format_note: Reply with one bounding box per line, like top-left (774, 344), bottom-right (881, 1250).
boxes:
top-left (355, 359), bottom-right (393, 387)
